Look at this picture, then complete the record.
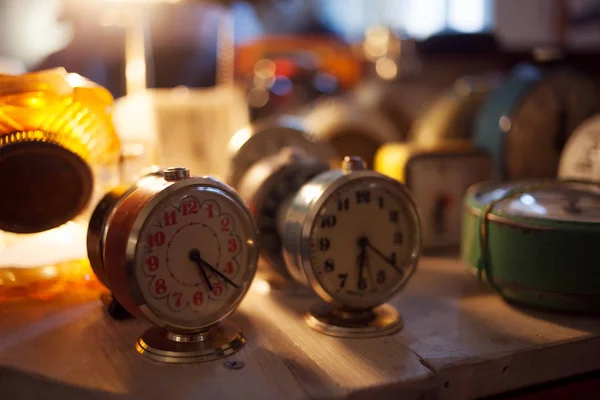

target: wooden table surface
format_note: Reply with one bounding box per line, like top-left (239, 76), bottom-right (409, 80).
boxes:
top-left (1, 257), bottom-right (599, 400)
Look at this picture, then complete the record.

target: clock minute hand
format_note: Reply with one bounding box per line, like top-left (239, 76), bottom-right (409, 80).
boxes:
top-left (188, 249), bottom-right (213, 291)
top-left (197, 257), bottom-right (240, 289)
top-left (365, 240), bottom-right (404, 275)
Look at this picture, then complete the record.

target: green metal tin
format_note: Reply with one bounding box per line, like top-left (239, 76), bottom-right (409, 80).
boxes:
top-left (461, 180), bottom-right (600, 312)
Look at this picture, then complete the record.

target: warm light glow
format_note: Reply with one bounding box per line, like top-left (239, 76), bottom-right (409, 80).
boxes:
top-left (41, 266), bottom-right (58, 278)
top-left (228, 126), bottom-right (253, 154)
top-left (252, 278), bottom-right (271, 295)
top-left (126, 58), bottom-right (146, 91)
top-left (299, 183), bottom-right (325, 204)
top-left (98, 0), bottom-right (182, 3)
top-left (375, 57), bottom-right (398, 81)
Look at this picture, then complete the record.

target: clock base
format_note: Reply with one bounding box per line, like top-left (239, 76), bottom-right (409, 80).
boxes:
top-left (305, 302), bottom-right (403, 338)
top-left (135, 321), bottom-right (245, 363)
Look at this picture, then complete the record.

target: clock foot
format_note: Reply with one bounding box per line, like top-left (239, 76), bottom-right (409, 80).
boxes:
top-left (305, 302), bottom-right (403, 338)
top-left (136, 321), bottom-right (245, 363)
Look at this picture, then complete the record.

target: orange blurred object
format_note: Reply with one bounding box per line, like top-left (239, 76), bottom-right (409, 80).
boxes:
top-left (236, 36), bottom-right (362, 90)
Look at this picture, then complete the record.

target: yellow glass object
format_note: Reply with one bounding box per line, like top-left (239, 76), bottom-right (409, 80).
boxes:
top-left (0, 68), bottom-right (120, 301)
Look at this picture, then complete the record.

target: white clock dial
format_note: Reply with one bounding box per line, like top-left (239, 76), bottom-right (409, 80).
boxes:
top-left (307, 178), bottom-right (420, 309)
top-left (406, 154), bottom-right (491, 248)
top-left (559, 114), bottom-right (600, 180)
top-left (135, 186), bottom-right (254, 329)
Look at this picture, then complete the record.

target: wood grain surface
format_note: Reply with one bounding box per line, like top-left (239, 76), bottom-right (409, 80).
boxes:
top-left (1, 257), bottom-right (599, 399)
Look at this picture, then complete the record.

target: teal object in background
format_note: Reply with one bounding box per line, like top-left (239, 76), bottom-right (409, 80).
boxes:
top-left (474, 66), bottom-right (541, 180)
top-left (461, 180), bottom-right (600, 312)
top-left (474, 63), bottom-right (600, 181)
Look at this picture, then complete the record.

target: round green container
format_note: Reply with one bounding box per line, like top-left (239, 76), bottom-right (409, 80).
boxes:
top-left (461, 180), bottom-right (600, 312)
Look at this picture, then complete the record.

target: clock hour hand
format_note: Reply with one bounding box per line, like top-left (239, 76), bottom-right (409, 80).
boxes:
top-left (188, 249), bottom-right (213, 291)
top-left (364, 239), bottom-right (404, 275)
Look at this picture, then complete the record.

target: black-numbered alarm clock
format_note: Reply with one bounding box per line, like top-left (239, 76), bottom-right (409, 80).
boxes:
top-left (238, 152), bottom-right (422, 337)
top-left (375, 140), bottom-right (492, 250)
top-left (475, 58), bottom-right (600, 180)
top-left (87, 167), bottom-right (259, 363)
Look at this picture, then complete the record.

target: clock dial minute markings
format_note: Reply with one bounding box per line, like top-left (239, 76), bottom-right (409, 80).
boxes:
top-left (189, 249), bottom-right (240, 289)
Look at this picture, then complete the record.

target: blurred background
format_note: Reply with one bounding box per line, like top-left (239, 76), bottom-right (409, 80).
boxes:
top-left (0, 0), bottom-right (598, 96)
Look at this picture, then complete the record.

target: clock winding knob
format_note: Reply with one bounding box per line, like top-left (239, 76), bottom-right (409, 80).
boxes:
top-left (164, 167), bottom-right (190, 181)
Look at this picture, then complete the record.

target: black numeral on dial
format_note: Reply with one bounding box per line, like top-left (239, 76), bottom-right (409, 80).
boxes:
top-left (338, 273), bottom-right (348, 288)
top-left (358, 278), bottom-right (367, 290)
top-left (356, 190), bottom-right (371, 204)
top-left (337, 198), bottom-right (349, 212)
top-left (321, 215), bottom-right (337, 228)
top-left (319, 237), bottom-right (330, 251)
top-left (324, 258), bottom-right (335, 272)
top-left (389, 211), bottom-right (398, 223)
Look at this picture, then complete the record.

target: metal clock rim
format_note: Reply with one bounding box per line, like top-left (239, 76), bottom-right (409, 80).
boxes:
top-left (298, 170), bottom-right (423, 310)
top-left (463, 180), bottom-right (600, 228)
top-left (124, 176), bottom-right (259, 333)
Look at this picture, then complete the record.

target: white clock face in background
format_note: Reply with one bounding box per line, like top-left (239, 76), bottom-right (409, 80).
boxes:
top-left (135, 187), bottom-right (256, 329)
top-left (559, 114), bottom-right (600, 180)
top-left (407, 154), bottom-right (491, 248)
top-left (308, 178), bottom-right (420, 309)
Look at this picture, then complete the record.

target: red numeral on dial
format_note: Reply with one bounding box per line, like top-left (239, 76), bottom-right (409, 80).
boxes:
top-left (155, 279), bottom-right (167, 295)
top-left (147, 231), bottom-right (165, 248)
top-left (224, 261), bottom-right (233, 275)
top-left (212, 282), bottom-right (224, 297)
top-left (182, 199), bottom-right (199, 215)
top-left (221, 216), bottom-right (231, 233)
top-left (163, 210), bottom-right (177, 226)
top-left (172, 292), bottom-right (183, 307)
top-left (145, 255), bottom-right (159, 272)
top-left (228, 237), bottom-right (239, 253)
top-left (193, 291), bottom-right (204, 306)
top-left (207, 203), bottom-right (214, 218)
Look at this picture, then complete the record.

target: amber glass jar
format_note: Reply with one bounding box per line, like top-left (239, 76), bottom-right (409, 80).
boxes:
top-left (0, 68), bottom-right (120, 300)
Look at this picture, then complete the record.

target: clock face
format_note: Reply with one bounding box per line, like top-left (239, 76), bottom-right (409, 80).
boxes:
top-left (406, 153), bottom-right (491, 248)
top-left (559, 114), bottom-right (600, 180)
top-left (134, 186), bottom-right (257, 330)
top-left (307, 177), bottom-right (420, 309)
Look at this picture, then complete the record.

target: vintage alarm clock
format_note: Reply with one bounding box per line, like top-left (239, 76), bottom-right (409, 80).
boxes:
top-left (408, 76), bottom-right (494, 147)
top-left (227, 115), bottom-right (337, 189)
top-left (475, 62), bottom-right (600, 181)
top-left (240, 154), bottom-right (422, 337)
top-left (375, 140), bottom-right (492, 249)
top-left (87, 167), bottom-right (259, 363)
top-left (462, 180), bottom-right (600, 312)
top-left (558, 114), bottom-right (600, 180)
top-left (301, 98), bottom-right (400, 169)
